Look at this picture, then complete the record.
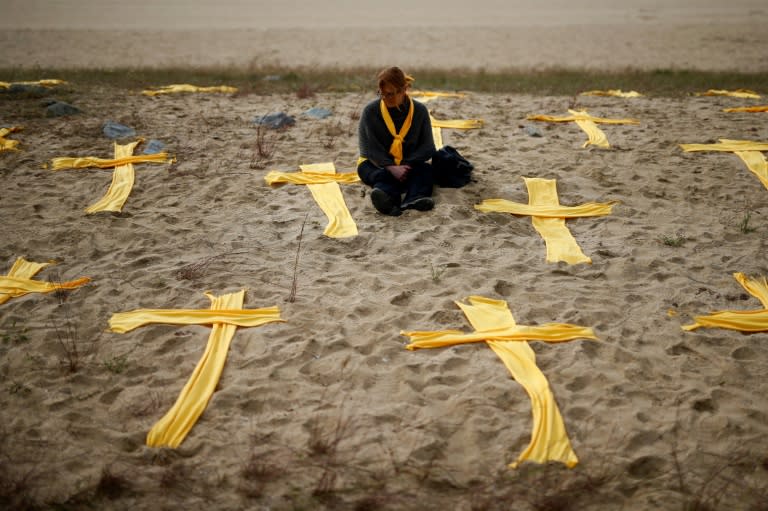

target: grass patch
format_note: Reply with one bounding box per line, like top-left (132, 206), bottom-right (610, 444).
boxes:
top-left (2, 66), bottom-right (768, 96)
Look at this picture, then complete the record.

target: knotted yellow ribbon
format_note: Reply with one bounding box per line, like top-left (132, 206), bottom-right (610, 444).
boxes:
top-left (110, 290), bottom-right (284, 448)
top-left (0, 127), bottom-right (21, 152)
top-left (403, 296), bottom-right (597, 468)
top-left (380, 96), bottom-right (414, 165)
top-left (683, 273), bottom-right (768, 332)
top-left (476, 177), bottom-right (616, 264)
top-left (142, 84), bottom-right (238, 96)
top-left (0, 257), bottom-right (90, 305)
top-left (680, 139), bottom-right (768, 190)
top-left (695, 89), bottom-right (761, 99)
top-left (580, 89), bottom-right (643, 98)
top-left (265, 162), bottom-right (359, 238)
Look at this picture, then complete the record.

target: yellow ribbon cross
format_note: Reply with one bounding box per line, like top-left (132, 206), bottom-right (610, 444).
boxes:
top-left (265, 162), bottom-right (360, 238)
top-left (0, 257), bottom-right (90, 305)
top-left (683, 273), bottom-right (768, 332)
top-left (679, 139), bottom-right (768, 190)
top-left (476, 177), bottom-right (617, 264)
top-left (50, 140), bottom-right (174, 213)
top-left (402, 296), bottom-right (597, 468)
top-left (526, 109), bottom-right (639, 148)
top-left (109, 289), bottom-right (284, 448)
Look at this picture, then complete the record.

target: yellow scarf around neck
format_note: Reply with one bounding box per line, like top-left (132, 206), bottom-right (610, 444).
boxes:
top-left (380, 96), bottom-right (414, 165)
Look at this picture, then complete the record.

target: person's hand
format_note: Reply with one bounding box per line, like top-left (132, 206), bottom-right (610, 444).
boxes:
top-left (386, 164), bottom-right (411, 182)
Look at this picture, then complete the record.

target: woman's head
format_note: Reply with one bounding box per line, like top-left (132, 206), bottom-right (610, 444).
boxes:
top-left (377, 66), bottom-right (413, 107)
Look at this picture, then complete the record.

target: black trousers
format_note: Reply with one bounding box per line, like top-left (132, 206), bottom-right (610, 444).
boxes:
top-left (357, 160), bottom-right (434, 207)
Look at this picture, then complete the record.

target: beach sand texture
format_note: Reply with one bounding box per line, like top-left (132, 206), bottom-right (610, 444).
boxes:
top-left (1, 2), bottom-right (768, 509)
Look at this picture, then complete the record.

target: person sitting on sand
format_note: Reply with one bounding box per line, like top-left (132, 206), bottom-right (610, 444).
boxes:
top-left (357, 66), bottom-right (436, 216)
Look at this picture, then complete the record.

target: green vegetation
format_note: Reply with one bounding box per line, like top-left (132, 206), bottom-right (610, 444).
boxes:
top-left (2, 66), bottom-right (767, 96)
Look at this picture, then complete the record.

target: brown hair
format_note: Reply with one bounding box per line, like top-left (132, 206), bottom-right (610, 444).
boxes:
top-left (377, 66), bottom-right (414, 91)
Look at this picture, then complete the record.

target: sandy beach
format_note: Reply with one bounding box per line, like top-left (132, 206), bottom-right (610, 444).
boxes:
top-left (1, 2), bottom-right (768, 510)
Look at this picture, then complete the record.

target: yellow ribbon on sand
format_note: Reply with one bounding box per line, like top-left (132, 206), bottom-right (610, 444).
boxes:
top-left (580, 89), bottom-right (643, 98)
top-left (429, 115), bottom-right (484, 130)
top-left (380, 96), bottom-right (414, 165)
top-left (526, 109), bottom-right (639, 149)
top-left (410, 90), bottom-right (467, 101)
top-left (0, 79), bottom-right (66, 89)
top-left (109, 290), bottom-right (284, 448)
top-left (695, 89), bottom-right (761, 99)
top-left (0, 127), bottom-right (22, 152)
top-left (50, 141), bottom-right (174, 213)
top-left (476, 177), bottom-right (617, 264)
top-left (142, 84), bottom-right (238, 96)
top-left (723, 105), bottom-right (768, 113)
top-left (403, 296), bottom-right (597, 468)
top-left (683, 273), bottom-right (768, 332)
top-left (0, 257), bottom-right (90, 305)
top-left (265, 162), bottom-right (359, 238)
top-left (680, 139), bottom-right (768, 190)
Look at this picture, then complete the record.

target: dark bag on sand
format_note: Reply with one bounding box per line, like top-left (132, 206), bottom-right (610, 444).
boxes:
top-left (432, 145), bottom-right (474, 188)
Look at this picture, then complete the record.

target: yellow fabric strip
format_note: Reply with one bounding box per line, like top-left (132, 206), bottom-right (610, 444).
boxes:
top-left (50, 152), bottom-right (173, 170)
top-left (682, 273), bottom-right (768, 332)
top-left (380, 96), bottom-right (414, 165)
top-left (403, 323), bottom-right (598, 349)
top-left (527, 178), bottom-right (593, 264)
top-left (679, 139), bottom-right (768, 152)
top-left (432, 126), bottom-right (444, 149)
top-left (527, 110), bottom-right (640, 125)
top-left (142, 84), bottom-right (238, 96)
top-left (0, 257), bottom-right (53, 305)
top-left (0, 126), bottom-right (22, 152)
top-left (410, 90), bottom-right (467, 99)
top-left (0, 276), bottom-right (91, 298)
top-left (488, 339), bottom-right (580, 469)
top-left (0, 79), bottom-right (66, 89)
top-left (264, 170), bottom-right (361, 185)
top-left (695, 89), bottom-right (761, 99)
top-left (429, 116), bottom-right (484, 130)
top-left (109, 306), bottom-right (285, 334)
top-left (403, 296), bottom-right (592, 468)
top-left (573, 117), bottom-right (609, 148)
top-left (733, 151), bottom-right (768, 190)
top-left (723, 105), bottom-right (768, 113)
top-left (475, 199), bottom-right (618, 218)
top-left (682, 309), bottom-right (768, 332)
top-left (580, 89), bottom-right (643, 98)
top-left (138, 291), bottom-right (283, 448)
top-left (734, 272), bottom-right (768, 308)
top-left (299, 163), bottom-right (358, 238)
top-left (84, 141), bottom-right (138, 213)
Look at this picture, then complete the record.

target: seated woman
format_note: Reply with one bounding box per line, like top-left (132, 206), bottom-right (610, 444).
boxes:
top-left (357, 66), bottom-right (436, 216)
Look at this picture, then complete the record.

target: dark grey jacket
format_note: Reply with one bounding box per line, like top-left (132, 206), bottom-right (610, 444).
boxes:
top-left (358, 97), bottom-right (435, 167)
